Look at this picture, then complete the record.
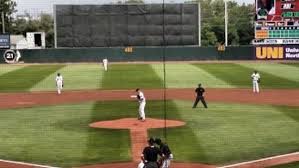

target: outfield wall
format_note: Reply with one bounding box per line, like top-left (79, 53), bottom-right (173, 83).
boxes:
top-left (0, 46), bottom-right (254, 63)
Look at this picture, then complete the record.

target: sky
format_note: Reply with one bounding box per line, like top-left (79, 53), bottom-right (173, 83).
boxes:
top-left (15, 0), bottom-right (253, 14)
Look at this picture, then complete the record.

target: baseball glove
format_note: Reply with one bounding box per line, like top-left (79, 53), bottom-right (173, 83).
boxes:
top-left (137, 95), bottom-right (141, 99)
top-left (257, 79), bottom-right (260, 83)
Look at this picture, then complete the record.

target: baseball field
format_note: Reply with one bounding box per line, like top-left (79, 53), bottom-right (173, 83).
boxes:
top-left (0, 62), bottom-right (298, 168)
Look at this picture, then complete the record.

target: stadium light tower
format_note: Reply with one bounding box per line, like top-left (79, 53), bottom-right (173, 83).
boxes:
top-left (1, 12), bottom-right (4, 33)
top-left (198, 2), bottom-right (201, 46)
top-left (225, 0), bottom-right (228, 47)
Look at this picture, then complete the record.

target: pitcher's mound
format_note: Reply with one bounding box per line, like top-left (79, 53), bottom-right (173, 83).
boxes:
top-left (89, 118), bottom-right (186, 129)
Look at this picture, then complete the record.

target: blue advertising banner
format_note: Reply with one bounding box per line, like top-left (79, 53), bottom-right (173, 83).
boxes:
top-left (0, 34), bottom-right (10, 49)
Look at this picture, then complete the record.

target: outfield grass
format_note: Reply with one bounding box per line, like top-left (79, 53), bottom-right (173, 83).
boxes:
top-left (281, 63), bottom-right (299, 68)
top-left (239, 62), bottom-right (299, 82)
top-left (31, 64), bottom-right (104, 91)
top-left (0, 65), bottom-right (64, 92)
top-left (193, 63), bottom-right (299, 88)
top-left (0, 64), bottom-right (27, 76)
top-left (1, 63), bottom-right (299, 92)
top-left (151, 63), bottom-right (232, 88)
top-left (102, 64), bottom-right (163, 89)
top-left (268, 162), bottom-right (299, 168)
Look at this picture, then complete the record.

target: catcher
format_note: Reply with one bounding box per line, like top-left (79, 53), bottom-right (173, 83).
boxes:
top-left (138, 137), bottom-right (161, 168)
top-left (155, 138), bottom-right (173, 168)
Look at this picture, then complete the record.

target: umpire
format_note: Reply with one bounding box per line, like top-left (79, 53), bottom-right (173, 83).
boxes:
top-left (192, 83), bottom-right (208, 108)
top-left (139, 137), bottom-right (161, 168)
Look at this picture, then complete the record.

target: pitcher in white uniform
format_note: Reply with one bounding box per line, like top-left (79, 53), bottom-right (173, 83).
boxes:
top-left (251, 70), bottom-right (261, 93)
top-left (55, 73), bottom-right (64, 94)
top-left (131, 88), bottom-right (146, 121)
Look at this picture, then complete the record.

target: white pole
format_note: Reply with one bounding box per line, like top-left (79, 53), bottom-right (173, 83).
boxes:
top-left (225, 0), bottom-right (228, 46)
top-left (54, 5), bottom-right (57, 48)
top-left (198, 2), bottom-right (201, 46)
top-left (1, 12), bottom-right (5, 33)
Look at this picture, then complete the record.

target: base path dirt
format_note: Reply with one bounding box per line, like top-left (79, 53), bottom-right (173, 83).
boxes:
top-left (0, 88), bottom-right (298, 110)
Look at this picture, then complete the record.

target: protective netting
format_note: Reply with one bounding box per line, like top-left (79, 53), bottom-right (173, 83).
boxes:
top-left (55, 4), bottom-right (198, 47)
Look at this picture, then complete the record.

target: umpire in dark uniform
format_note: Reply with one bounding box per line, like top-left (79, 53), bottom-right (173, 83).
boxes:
top-left (192, 83), bottom-right (208, 108)
top-left (140, 137), bottom-right (161, 168)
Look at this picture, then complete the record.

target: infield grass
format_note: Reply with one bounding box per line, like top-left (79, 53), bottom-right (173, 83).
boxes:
top-left (269, 162), bottom-right (299, 168)
top-left (0, 100), bottom-right (298, 166)
top-left (193, 63), bottom-right (299, 88)
top-left (0, 65), bottom-right (64, 92)
top-left (0, 102), bottom-right (131, 167)
top-left (149, 101), bottom-right (299, 165)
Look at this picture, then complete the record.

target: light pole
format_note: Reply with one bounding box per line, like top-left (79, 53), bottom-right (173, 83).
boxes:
top-left (1, 11), bottom-right (5, 33)
top-left (198, 2), bottom-right (201, 46)
top-left (224, 0), bottom-right (228, 46)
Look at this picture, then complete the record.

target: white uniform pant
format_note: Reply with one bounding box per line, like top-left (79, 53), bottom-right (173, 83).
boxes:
top-left (139, 102), bottom-right (146, 120)
top-left (137, 162), bottom-right (144, 168)
top-left (161, 154), bottom-right (173, 168)
top-left (57, 81), bottom-right (63, 94)
top-left (253, 81), bottom-right (259, 93)
top-left (103, 62), bottom-right (108, 71)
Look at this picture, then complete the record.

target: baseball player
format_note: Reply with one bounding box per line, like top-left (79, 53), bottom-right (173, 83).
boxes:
top-left (192, 83), bottom-right (208, 108)
top-left (55, 73), bottom-right (63, 94)
top-left (155, 138), bottom-right (173, 168)
top-left (251, 70), bottom-right (261, 93)
top-left (102, 58), bottom-right (108, 71)
top-left (131, 88), bottom-right (146, 121)
top-left (138, 137), bottom-right (161, 168)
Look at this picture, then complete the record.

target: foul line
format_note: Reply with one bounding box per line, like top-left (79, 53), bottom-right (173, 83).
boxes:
top-left (0, 159), bottom-right (59, 168)
top-left (218, 152), bottom-right (299, 168)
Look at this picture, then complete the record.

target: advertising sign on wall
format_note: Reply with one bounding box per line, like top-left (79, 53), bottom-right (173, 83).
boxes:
top-left (0, 34), bottom-right (10, 49)
top-left (255, 45), bottom-right (299, 59)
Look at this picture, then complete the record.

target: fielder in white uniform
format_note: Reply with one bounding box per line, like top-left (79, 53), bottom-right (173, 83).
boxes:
top-left (55, 73), bottom-right (63, 94)
top-left (102, 58), bottom-right (108, 71)
top-left (251, 70), bottom-right (261, 93)
top-left (131, 88), bottom-right (146, 121)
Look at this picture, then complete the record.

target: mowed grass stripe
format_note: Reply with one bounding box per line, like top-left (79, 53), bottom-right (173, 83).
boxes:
top-left (0, 65), bottom-right (64, 92)
top-left (102, 64), bottom-right (163, 89)
top-left (193, 63), bottom-right (299, 88)
top-left (269, 161), bottom-right (299, 168)
top-left (169, 101), bottom-right (299, 164)
top-left (239, 62), bottom-right (299, 82)
top-left (0, 102), bottom-right (131, 167)
top-left (81, 101), bottom-right (131, 166)
top-left (148, 100), bottom-right (208, 162)
top-left (0, 103), bottom-right (95, 167)
top-left (31, 64), bottom-right (103, 91)
top-left (281, 63), bottom-right (299, 68)
top-left (0, 64), bottom-right (27, 76)
top-left (151, 63), bottom-right (232, 88)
